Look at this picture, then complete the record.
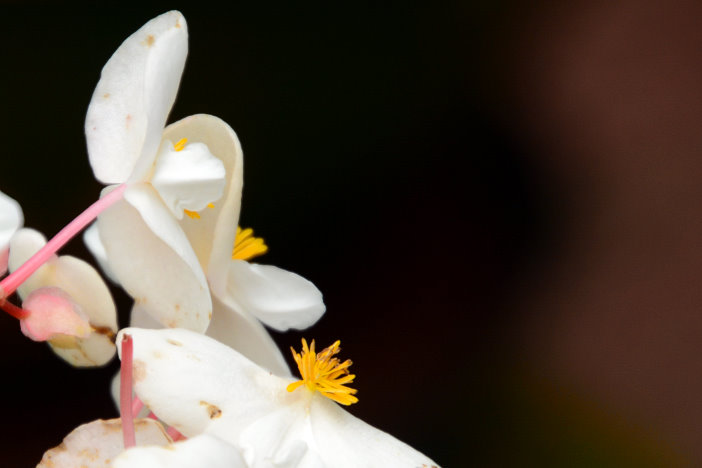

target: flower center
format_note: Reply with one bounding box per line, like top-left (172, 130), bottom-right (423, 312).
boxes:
top-left (286, 338), bottom-right (358, 405)
top-left (232, 227), bottom-right (268, 261)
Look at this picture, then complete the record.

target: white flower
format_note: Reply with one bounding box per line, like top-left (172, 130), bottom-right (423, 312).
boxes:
top-left (118, 327), bottom-right (439, 468)
top-left (0, 190), bottom-right (23, 275)
top-left (86, 11), bottom-right (233, 333)
top-left (9, 228), bottom-right (117, 366)
top-left (86, 10), bottom-right (325, 376)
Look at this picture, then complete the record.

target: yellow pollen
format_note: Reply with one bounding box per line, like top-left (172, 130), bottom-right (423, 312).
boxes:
top-left (174, 138), bottom-right (188, 151)
top-left (232, 226), bottom-right (268, 261)
top-left (286, 339), bottom-right (358, 406)
top-left (183, 203), bottom-right (215, 220)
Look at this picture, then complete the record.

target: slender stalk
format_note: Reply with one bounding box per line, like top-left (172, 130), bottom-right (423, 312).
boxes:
top-left (0, 184), bottom-right (126, 299)
top-left (120, 334), bottom-right (136, 449)
top-left (0, 300), bottom-right (29, 320)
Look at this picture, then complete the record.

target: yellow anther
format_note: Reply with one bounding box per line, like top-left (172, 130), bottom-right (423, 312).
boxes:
top-left (183, 209), bottom-right (200, 219)
top-left (287, 339), bottom-right (358, 405)
top-left (232, 226), bottom-right (268, 261)
top-left (207, 203), bottom-right (215, 209)
top-left (174, 138), bottom-right (188, 152)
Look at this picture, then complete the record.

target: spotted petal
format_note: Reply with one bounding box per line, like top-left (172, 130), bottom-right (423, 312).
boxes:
top-left (223, 260), bottom-right (325, 332)
top-left (37, 418), bottom-right (170, 468)
top-left (112, 434), bottom-right (247, 468)
top-left (98, 186), bottom-right (211, 332)
top-left (85, 10), bottom-right (187, 184)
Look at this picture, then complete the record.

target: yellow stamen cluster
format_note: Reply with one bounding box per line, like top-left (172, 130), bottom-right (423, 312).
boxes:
top-left (232, 227), bottom-right (268, 261)
top-left (286, 339), bottom-right (358, 406)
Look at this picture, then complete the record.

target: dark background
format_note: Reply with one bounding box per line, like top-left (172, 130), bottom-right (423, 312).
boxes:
top-left (2, 1), bottom-right (702, 466)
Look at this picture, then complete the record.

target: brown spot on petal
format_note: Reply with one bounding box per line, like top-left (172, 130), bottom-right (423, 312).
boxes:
top-left (145, 34), bottom-right (155, 47)
top-left (103, 93), bottom-right (110, 99)
top-left (167, 338), bottom-right (183, 347)
top-left (199, 401), bottom-right (222, 419)
top-left (133, 360), bottom-right (147, 382)
top-left (175, 304), bottom-right (180, 312)
top-left (125, 114), bottom-right (132, 128)
top-left (175, 20), bottom-right (181, 29)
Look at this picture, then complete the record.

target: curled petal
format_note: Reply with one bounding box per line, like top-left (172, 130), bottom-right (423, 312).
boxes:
top-left (85, 11), bottom-right (188, 184)
top-left (150, 139), bottom-right (226, 219)
top-left (224, 260), bottom-right (325, 331)
top-left (99, 189), bottom-right (211, 332)
top-left (164, 115), bottom-right (243, 294)
top-left (113, 434), bottom-right (247, 468)
top-left (37, 418), bottom-right (170, 468)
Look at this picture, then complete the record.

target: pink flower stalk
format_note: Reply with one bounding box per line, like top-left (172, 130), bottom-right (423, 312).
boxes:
top-left (120, 333), bottom-right (136, 449)
top-left (0, 184), bottom-right (125, 302)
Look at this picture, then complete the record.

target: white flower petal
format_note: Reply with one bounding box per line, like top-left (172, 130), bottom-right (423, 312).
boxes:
top-left (309, 397), bottom-right (439, 468)
top-left (8, 228), bottom-right (52, 298)
top-left (207, 294), bottom-right (291, 376)
top-left (163, 114), bottom-right (243, 294)
top-left (224, 260), bottom-right (325, 331)
top-left (0, 190), bottom-right (22, 248)
top-left (118, 328), bottom-right (294, 442)
top-left (37, 418), bottom-right (170, 468)
top-left (113, 434), bottom-right (247, 468)
top-left (150, 139), bottom-right (226, 219)
top-left (83, 222), bottom-right (120, 283)
top-left (98, 188), bottom-right (211, 332)
top-left (85, 11), bottom-right (188, 184)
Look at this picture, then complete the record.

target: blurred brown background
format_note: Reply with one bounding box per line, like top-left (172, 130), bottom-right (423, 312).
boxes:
top-left (2, 0), bottom-right (702, 466)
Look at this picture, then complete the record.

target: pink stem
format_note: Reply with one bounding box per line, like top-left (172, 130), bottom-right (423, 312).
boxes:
top-left (0, 184), bottom-right (126, 299)
top-left (120, 334), bottom-right (136, 449)
top-left (132, 396), bottom-right (145, 418)
top-left (0, 300), bottom-right (30, 320)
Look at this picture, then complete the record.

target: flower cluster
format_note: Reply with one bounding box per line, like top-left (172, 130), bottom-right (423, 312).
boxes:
top-left (1, 11), bottom-right (438, 468)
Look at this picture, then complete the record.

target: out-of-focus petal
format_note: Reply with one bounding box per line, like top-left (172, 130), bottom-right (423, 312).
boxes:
top-left (37, 418), bottom-right (170, 468)
top-left (8, 228), bottom-right (52, 297)
top-left (309, 396), bottom-right (439, 468)
top-left (112, 434), bottom-right (247, 468)
top-left (99, 186), bottom-right (211, 332)
top-left (164, 115), bottom-right (243, 295)
top-left (83, 222), bottom-right (120, 283)
top-left (85, 11), bottom-right (187, 184)
top-left (224, 260), bottom-right (325, 332)
top-left (150, 139), bottom-right (226, 219)
top-left (9, 228), bottom-right (119, 366)
top-left (0, 190), bottom-right (22, 248)
top-left (207, 295), bottom-right (291, 376)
